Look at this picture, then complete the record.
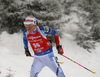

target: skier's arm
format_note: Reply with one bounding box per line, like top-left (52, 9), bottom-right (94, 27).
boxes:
top-left (23, 30), bottom-right (31, 56)
top-left (54, 34), bottom-right (64, 55)
top-left (23, 30), bottom-right (28, 51)
top-left (51, 30), bottom-right (64, 55)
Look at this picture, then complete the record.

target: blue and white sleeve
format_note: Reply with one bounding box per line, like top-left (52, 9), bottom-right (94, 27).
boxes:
top-left (23, 30), bottom-right (29, 51)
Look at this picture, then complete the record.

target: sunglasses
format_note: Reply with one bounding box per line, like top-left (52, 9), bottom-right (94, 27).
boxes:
top-left (24, 24), bottom-right (34, 27)
top-left (24, 22), bottom-right (36, 27)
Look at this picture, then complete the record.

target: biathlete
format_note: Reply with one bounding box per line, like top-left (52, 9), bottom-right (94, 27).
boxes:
top-left (23, 15), bottom-right (66, 77)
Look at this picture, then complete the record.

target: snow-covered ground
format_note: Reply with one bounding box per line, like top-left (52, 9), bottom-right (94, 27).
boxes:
top-left (0, 31), bottom-right (100, 77)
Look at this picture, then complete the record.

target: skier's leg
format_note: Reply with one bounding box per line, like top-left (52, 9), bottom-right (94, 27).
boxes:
top-left (46, 52), bottom-right (66, 77)
top-left (30, 56), bottom-right (45, 77)
top-left (56, 66), bottom-right (65, 77)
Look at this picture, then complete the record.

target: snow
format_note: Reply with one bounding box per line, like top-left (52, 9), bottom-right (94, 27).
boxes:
top-left (0, 31), bottom-right (100, 77)
top-left (0, 0), bottom-right (100, 76)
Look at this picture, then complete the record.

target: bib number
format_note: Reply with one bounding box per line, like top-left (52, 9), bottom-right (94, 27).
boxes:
top-left (33, 43), bottom-right (40, 48)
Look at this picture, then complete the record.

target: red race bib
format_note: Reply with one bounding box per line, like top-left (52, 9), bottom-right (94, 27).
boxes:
top-left (27, 30), bottom-right (52, 53)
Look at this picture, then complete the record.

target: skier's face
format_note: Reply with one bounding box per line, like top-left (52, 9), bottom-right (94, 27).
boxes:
top-left (25, 24), bottom-right (36, 33)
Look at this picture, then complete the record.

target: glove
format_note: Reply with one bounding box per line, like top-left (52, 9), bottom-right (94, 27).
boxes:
top-left (56, 45), bottom-right (64, 55)
top-left (25, 50), bottom-right (31, 56)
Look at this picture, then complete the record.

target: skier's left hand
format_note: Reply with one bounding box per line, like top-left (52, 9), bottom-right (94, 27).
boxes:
top-left (56, 45), bottom-right (64, 55)
top-left (25, 50), bottom-right (31, 56)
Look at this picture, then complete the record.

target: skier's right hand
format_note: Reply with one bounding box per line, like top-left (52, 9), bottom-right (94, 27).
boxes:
top-left (56, 45), bottom-right (64, 55)
top-left (25, 50), bottom-right (31, 56)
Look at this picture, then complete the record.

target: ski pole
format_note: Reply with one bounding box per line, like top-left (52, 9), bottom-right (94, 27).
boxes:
top-left (27, 56), bottom-right (34, 57)
top-left (62, 55), bottom-right (96, 74)
top-left (31, 56), bottom-right (34, 57)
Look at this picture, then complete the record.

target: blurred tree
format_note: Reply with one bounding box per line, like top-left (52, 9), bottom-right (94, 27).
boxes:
top-left (74, 0), bottom-right (100, 52)
top-left (0, 0), bottom-right (25, 34)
